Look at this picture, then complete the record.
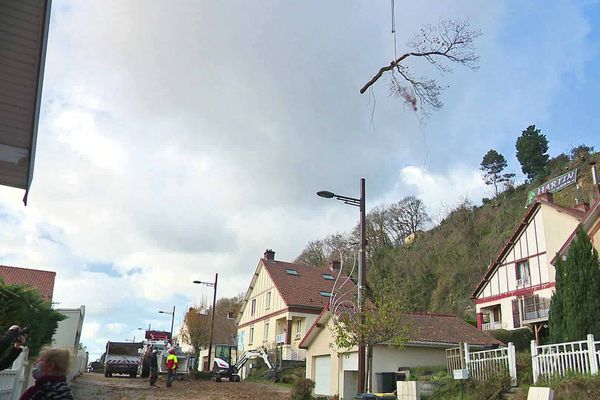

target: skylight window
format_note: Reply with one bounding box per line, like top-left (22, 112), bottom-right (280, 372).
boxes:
top-left (320, 291), bottom-right (332, 297)
top-left (286, 269), bottom-right (299, 276)
top-left (322, 274), bottom-right (335, 281)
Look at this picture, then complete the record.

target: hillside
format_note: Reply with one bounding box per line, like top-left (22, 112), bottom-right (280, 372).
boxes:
top-left (299, 149), bottom-right (600, 319)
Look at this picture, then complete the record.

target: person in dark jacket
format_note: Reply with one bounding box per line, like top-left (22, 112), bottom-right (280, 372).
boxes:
top-left (0, 325), bottom-right (26, 371)
top-left (19, 348), bottom-right (73, 400)
top-left (149, 348), bottom-right (159, 387)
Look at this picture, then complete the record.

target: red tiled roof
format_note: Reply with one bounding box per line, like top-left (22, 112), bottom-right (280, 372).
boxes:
top-left (0, 265), bottom-right (56, 301)
top-left (262, 259), bottom-right (356, 310)
top-left (300, 309), bottom-right (501, 349)
top-left (471, 199), bottom-right (584, 299)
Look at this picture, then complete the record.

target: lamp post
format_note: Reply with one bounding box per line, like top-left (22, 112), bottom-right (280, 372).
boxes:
top-left (317, 178), bottom-right (367, 393)
top-left (158, 306), bottom-right (176, 340)
top-left (193, 273), bottom-right (218, 372)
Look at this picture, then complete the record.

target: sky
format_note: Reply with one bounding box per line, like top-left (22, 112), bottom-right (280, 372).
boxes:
top-left (1, 0), bottom-right (599, 360)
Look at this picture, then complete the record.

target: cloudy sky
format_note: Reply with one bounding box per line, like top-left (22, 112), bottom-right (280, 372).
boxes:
top-left (1, 0), bottom-right (599, 360)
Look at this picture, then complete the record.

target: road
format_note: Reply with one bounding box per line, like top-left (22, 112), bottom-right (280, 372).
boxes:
top-left (70, 373), bottom-right (291, 400)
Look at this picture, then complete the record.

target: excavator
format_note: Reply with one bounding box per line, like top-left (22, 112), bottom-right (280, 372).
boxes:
top-left (211, 345), bottom-right (277, 382)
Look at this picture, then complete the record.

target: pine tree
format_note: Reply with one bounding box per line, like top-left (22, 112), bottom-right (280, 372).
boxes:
top-left (480, 149), bottom-right (515, 197)
top-left (515, 125), bottom-right (550, 181)
top-left (549, 227), bottom-right (600, 343)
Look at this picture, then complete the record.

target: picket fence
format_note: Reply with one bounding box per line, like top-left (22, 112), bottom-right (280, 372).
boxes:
top-left (67, 350), bottom-right (88, 383)
top-left (0, 348), bottom-right (29, 400)
top-left (446, 342), bottom-right (517, 386)
top-left (531, 334), bottom-right (600, 384)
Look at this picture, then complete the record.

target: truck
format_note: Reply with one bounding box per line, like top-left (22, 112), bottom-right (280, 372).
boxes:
top-left (104, 341), bottom-right (143, 378)
top-left (138, 330), bottom-right (190, 377)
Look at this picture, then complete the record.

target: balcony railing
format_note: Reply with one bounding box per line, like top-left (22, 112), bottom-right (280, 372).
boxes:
top-left (523, 296), bottom-right (550, 321)
top-left (275, 334), bottom-right (285, 345)
top-left (482, 321), bottom-right (504, 331)
top-left (516, 276), bottom-right (530, 288)
top-left (280, 345), bottom-right (306, 361)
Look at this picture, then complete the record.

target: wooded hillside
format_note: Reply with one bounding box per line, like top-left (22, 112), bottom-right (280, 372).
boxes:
top-left (297, 149), bottom-right (599, 320)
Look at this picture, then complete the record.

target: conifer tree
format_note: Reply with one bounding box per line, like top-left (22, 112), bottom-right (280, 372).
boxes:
top-left (480, 149), bottom-right (515, 197)
top-left (549, 227), bottom-right (600, 343)
top-left (515, 125), bottom-right (550, 181)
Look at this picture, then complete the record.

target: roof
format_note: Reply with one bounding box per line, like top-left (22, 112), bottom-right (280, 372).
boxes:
top-left (552, 199), bottom-right (600, 264)
top-left (0, 0), bottom-right (52, 202)
top-left (471, 199), bottom-right (584, 299)
top-left (261, 258), bottom-right (355, 310)
top-left (0, 265), bottom-right (56, 301)
top-left (300, 309), bottom-right (502, 349)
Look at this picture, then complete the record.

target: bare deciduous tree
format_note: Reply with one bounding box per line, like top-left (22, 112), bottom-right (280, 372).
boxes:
top-left (360, 19), bottom-right (481, 112)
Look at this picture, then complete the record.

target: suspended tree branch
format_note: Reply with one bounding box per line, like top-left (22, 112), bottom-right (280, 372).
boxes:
top-left (360, 19), bottom-right (481, 112)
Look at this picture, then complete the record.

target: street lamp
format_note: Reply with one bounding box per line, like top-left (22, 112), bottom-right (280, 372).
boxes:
top-left (158, 306), bottom-right (176, 340)
top-left (193, 273), bottom-right (218, 372)
top-left (317, 178), bottom-right (367, 393)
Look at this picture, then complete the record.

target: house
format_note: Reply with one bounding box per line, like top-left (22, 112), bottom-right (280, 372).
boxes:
top-left (553, 198), bottom-right (600, 262)
top-left (471, 193), bottom-right (588, 342)
top-left (52, 306), bottom-right (87, 381)
top-left (236, 249), bottom-right (346, 372)
top-left (0, 265), bottom-right (56, 301)
top-left (300, 309), bottom-right (502, 399)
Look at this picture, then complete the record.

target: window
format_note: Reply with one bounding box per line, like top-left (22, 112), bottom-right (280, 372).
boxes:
top-left (295, 320), bottom-right (302, 339)
top-left (286, 269), bottom-right (299, 275)
top-left (251, 298), bottom-right (256, 316)
top-left (322, 274), bottom-right (335, 280)
top-left (265, 291), bottom-right (271, 310)
top-left (516, 260), bottom-right (530, 285)
top-left (319, 291), bottom-right (332, 297)
top-left (249, 327), bottom-right (254, 344)
top-left (264, 322), bottom-right (270, 340)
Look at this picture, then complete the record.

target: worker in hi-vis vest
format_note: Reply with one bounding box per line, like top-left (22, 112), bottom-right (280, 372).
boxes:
top-left (166, 348), bottom-right (178, 388)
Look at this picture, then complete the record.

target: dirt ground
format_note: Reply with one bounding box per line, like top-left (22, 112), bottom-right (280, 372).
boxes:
top-left (71, 373), bottom-right (291, 400)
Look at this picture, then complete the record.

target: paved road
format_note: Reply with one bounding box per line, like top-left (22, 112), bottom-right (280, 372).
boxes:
top-left (71, 373), bottom-right (290, 400)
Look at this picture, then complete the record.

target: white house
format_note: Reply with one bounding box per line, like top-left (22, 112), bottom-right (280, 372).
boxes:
top-left (471, 193), bottom-right (588, 342)
top-left (52, 306), bottom-right (87, 381)
top-left (236, 250), bottom-right (348, 369)
top-left (300, 309), bottom-right (501, 399)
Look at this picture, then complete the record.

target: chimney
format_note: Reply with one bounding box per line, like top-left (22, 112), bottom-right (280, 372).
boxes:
top-left (329, 260), bottom-right (341, 272)
top-left (573, 202), bottom-right (590, 213)
top-left (264, 249), bottom-right (275, 260)
top-left (591, 162), bottom-right (600, 200)
top-left (535, 191), bottom-right (553, 204)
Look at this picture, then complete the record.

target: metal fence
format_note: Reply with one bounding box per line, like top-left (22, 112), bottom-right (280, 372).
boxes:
top-left (446, 343), bottom-right (517, 386)
top-left (531, 334), bottom-right (600, 384)
top-left (0, 347), bottom-right (29, 400)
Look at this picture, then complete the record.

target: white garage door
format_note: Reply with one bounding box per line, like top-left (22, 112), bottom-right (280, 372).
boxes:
top-left (314, 355), bottom-right (331, 396)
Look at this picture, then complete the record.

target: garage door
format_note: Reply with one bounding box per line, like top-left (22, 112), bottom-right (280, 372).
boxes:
top-left (314, 355), bottom-right (331, 396)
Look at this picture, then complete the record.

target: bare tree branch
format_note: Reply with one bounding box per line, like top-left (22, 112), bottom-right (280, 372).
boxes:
top-left (360, 19), bottom-right (481, 113)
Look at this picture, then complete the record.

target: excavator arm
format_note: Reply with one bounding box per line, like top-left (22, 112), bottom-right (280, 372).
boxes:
top-left (234, 348), bottom-right (275, 372)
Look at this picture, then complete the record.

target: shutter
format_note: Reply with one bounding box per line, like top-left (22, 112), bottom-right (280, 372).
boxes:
top-left (512, 299), bottom-right (521, 328)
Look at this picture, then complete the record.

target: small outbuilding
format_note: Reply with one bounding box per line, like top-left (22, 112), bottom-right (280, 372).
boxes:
top-left (300, 309), bottom-right (502, 399)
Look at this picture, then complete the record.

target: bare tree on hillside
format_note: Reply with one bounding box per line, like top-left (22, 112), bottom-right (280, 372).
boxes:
top-left (360, 19), bottom-right (481, 113)
top-left (387, 196), bottom-right (430, 240)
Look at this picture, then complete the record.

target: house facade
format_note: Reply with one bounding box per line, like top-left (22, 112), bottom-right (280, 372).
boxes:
top-left (471, 193), bottom-right (587, 341)
top-left (300, 310), bottom-right (501, 399)
top-left (236, 250), bottom-right (344, 366)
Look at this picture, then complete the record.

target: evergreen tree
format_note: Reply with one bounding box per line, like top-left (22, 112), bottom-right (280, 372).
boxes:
top-left (515, 125), bottom-right (550, 181)
top-left (480, 149), bottom-right (515, 197)
top-left (549, 227), bottom-right (600, 343)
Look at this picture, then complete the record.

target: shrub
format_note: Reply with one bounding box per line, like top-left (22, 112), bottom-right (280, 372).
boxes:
top-left (290, 378), bottom-right (315, 400)
top-left (487, 328), bottom-right (533, 351)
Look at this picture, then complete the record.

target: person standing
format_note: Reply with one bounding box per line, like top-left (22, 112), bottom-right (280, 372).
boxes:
top-left (0, 325), bottom-right (27, 371)
top-left (165, 348), bottom-right (178, 388)
top-left (149, 348), bottom-right (159, 387)
top-left (19, 348), bottom-right (73, 400)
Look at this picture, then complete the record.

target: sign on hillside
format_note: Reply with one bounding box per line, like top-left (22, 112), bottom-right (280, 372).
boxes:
top-left (526, 169), bottom-right (578, 205)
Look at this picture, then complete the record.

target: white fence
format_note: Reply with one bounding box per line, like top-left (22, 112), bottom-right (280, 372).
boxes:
top-left (67, 351), bottom-right (88, 383)
top-left (531, 334), bottom-right (600, 384)
top-left (446, 343), bottom-right (517, 386)
top-left (0, 348), bottom-right (29, 400)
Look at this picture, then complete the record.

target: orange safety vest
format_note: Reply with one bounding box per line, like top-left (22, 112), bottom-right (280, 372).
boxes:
top-left (166, 354), bottom-right (178, 370)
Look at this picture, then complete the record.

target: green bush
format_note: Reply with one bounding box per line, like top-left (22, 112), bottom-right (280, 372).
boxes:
top-left (290, 378), bottom-right (315, 400)
top-left (516, 351), bottom-right (533, 386)
top-left (487, 328), bottom-right (533, 352)
top-left (427, 373), bottom-right (512, 400)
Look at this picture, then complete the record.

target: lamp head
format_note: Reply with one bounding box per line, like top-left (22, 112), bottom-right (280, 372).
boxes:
top-left (317, 190), bottom-right (335, 199)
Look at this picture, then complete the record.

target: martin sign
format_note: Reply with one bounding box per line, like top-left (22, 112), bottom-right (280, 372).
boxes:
top-left (527, 169), bottom-right (578, 205)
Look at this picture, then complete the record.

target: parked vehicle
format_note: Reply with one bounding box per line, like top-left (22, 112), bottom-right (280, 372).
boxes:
top-left (104, 341), bottom-right (143, 378)
top-left (138, 330), bottom-right (190, 377)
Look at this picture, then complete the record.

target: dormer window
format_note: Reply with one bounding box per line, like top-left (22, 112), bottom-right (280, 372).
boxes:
top-left (320, 291), bottom-right (332, 297)
top-left (322, 274), bottom-right (335, 281)
top-left (286, 269), bottom-right (299, 276)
